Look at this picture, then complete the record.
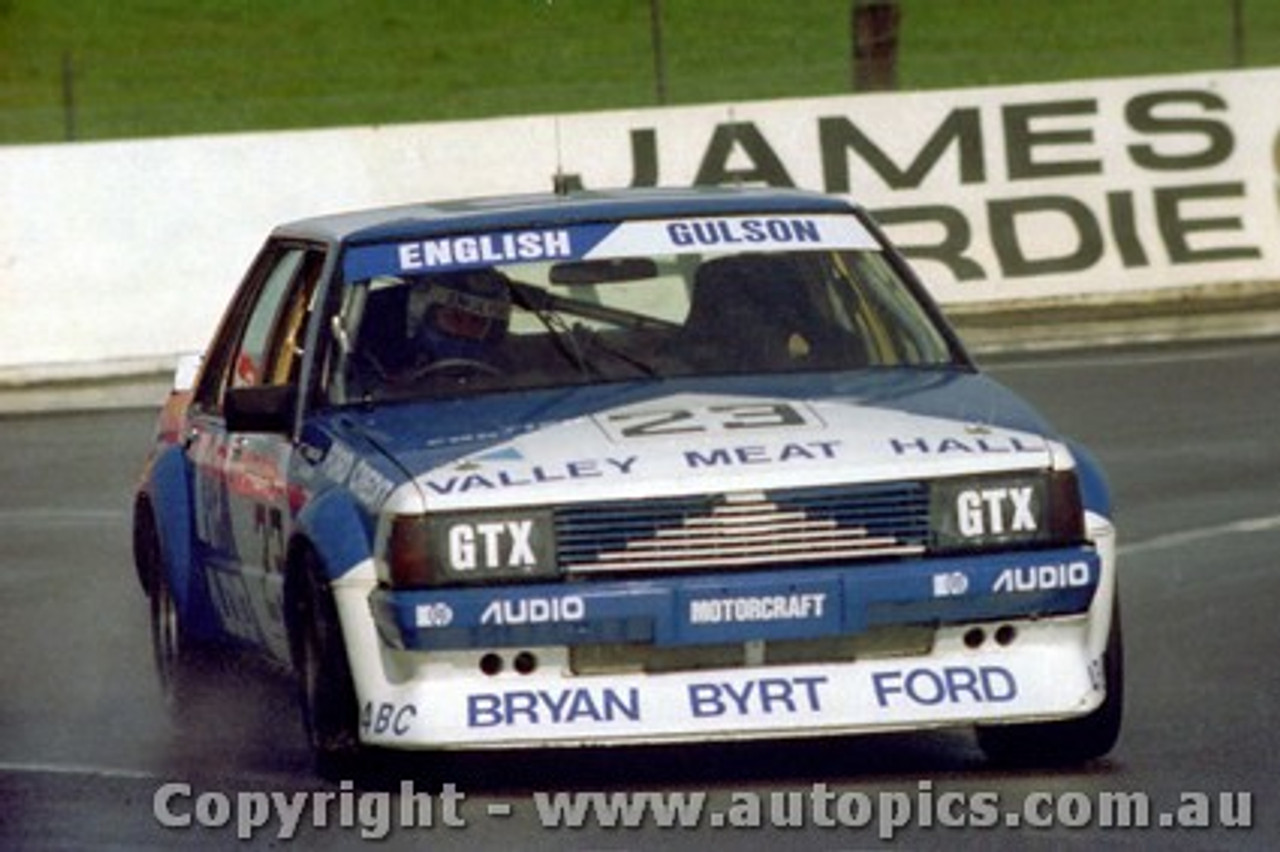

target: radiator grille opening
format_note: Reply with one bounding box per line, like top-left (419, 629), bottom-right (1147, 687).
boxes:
top-left (556, 482), bottom-right (929, 574)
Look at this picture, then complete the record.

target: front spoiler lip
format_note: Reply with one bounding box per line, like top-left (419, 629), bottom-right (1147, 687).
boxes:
top-left (352, 617), bottom-right (1105, 751)
top-left (369, 547), bottom-right (1100, 652)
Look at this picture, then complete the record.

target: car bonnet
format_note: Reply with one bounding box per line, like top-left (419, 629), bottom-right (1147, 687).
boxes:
top-left (318, 370), bottom-right (1065, 514)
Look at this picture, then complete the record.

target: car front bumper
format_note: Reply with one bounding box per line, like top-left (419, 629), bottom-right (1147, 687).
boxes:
top-left (339, 524), bottom-right (1116, 750)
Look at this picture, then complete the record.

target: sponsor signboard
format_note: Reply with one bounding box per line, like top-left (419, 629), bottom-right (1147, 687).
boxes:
top-left (2, 69), bottom-right (1278, 373)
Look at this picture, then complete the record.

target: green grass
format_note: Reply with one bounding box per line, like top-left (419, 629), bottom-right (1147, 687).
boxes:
top-left (2, 0), bottom-right (1278, 144)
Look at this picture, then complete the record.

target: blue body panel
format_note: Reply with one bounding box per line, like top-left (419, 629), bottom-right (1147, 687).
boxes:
top-left (143, 443), bottom-right (226, 640)
top-left (293, 488), bottom-right (378, 582)
top-left (1067, 439), bottom-right (1112, 518)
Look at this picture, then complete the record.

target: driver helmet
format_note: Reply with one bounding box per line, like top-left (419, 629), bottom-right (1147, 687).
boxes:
top-left (410, 267), bottom-right (512, 363)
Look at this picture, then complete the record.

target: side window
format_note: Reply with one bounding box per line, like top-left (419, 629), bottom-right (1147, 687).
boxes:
top-left (231, 250), bottom-right (305, 390)
top-left (193, 243), bottom-right (326, 414)
top-left (250, 250), bottom-right (324, 390)
top-left (265, 258), bottom-right (321, 387)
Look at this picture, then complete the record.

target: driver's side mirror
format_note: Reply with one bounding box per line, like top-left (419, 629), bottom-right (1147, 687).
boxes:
top-left (224, 384), bottom-right (296, 434)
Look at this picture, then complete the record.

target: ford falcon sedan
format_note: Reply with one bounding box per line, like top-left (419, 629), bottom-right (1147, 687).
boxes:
top-left (132, 186), bottom-right (1121, 775)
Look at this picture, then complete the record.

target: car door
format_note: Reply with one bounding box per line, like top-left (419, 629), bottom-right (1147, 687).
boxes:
top-left (186, 241), bottom-right (326, 661)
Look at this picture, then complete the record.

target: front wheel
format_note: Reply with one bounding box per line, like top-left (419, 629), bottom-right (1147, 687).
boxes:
top-left (976, 604), bottom-right (1124, 766)
top-left (288, 555), bottom-right (363, 778)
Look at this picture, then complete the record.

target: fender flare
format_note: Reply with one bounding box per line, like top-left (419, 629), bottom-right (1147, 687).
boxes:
top-left (290, 488), bottom-right (375, 584)
top-left (133, 445), bottom-right (222, 641)
top-left (1067, 439), bottom-right (1113, 521)
top-left (134, 445), bottom-right (194, 605)
top-left (283, 489), bottom-right (376, 698)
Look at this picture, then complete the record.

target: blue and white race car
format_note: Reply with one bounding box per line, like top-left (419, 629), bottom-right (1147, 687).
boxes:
top-left (132, 186), bottom-right (1120, 774)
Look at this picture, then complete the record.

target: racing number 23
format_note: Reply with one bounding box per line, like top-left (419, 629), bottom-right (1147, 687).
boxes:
top-left (604, 402), bottom-right (816, 439)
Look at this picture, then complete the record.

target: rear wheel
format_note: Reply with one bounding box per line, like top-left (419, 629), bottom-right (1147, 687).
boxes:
top-left (140, 514), bottom-right (214, 718)
top-left (151, 566), bottom-right (196, 713)
top-left (289, 554), bottom-right (364, 778)
top-left (976, 604), bottom-right (1124, 766)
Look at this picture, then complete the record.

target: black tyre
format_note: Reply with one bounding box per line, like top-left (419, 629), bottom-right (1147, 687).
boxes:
top-left (289, 554), bottom-right (364, 778)
top-left (976, 603), bottom-right (1124, 766)
top-left (139, 511), bottom-right (212, 719)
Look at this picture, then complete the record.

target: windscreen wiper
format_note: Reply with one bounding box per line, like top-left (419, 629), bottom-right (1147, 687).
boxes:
top-left (578, 330), bottom-right (661, 378)
top-left (505, 280), bottom-right (592, 376)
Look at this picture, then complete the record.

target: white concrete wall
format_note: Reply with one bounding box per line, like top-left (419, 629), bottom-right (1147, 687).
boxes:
top-left (2, 69), bottom-right (1278, 381)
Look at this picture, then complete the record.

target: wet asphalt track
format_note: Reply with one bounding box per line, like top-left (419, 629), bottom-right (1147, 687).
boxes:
top-left (1, 337), bottom-right (1278, 850)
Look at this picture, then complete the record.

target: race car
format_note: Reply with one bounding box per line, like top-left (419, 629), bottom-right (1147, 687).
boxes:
top-left (132, 186), bottom-right (1121, 774)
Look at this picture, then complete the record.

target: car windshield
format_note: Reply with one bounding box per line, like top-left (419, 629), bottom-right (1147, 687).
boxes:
top-left (326, 216), bottom-right (959, 405)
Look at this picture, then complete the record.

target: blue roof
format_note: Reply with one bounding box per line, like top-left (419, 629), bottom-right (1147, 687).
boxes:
top-left (274, 186), bottom-right (858, 245)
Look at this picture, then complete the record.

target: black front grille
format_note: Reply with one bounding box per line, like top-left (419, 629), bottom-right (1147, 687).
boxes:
top-left (555, 481), bottom-right (929, 574)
